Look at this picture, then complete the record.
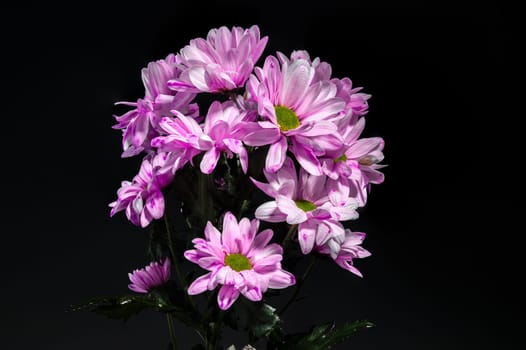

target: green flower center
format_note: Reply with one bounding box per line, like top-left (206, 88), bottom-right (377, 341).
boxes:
top-left (295, 199), bottom-right (317, 212)
top-left (275, 105), bottom-right (300, 132)
top-left (224, 253), bottom-right (252, 272)
top-left (334, 154), bottom-right (348, 163)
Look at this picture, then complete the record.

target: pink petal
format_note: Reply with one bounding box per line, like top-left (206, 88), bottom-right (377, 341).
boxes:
top-left (241, 285), bottom-right (263, 302)
top-left (279, 59), bottom-right (314, 110)
top-left (312, 134), bottom-right (344, 154)
top-left (128, 283), bottom-right (148, 294)
top-left (363, 167), bottom-right (385, 184)
top-left (253, 254), bottom-right (282, 268)
top-left (255, 201), bottom-right (287, 223)
top-left (310, 208), bottom-right (332, 221)
top-left (300, 97), bottom-right (346, 123)
top-left (167, 79), bottom-right (196, 92)
top-left (342, 117), bottom-right (366, 144)
top-left (276, 195), bottom-right (308, 224)
top-left (217, 284), bottom-right (240, 310)
top-left (297, 121), bottom-right (337, 137)
top-left (298, 221), bottom-right (316, 254)
top-left (188, 273), bottom-right (212, 295)
top-left (204, 221), bottom-right (222, 245)
top-left (222, 212), bottom-right (240, 254)
top-left (239, 269), bottom-right (259, 289)
top-left (268, 270), bottom-right (296, 289)
top-left (243, 123), bottom-right (281, 146)
top-left (266, 135), bottom-right (288, 173)
top-left (347, 137), bottom-right (384, 159)
top-left (204, 101), bottom-right (223, 134)
top-left (331, 201), bottom-right (359, 221)
top-left (238, 218), bottom-right (254, 254)
top-left (299, 168), bottom-right (327, 202)
top-left (315, 223), bottom-right (332, 246)
top-left (252, 229), bottom-right (274, 250)
top-left (250, 177), bottom-right (279, 198)
top-left (187, 66), bottom-right (209, 91)
top-left (145, 191), bottom-right (165, 219)
top-left (291, 141), bottom-right (322, 176)
top-left (139, 205), bottom-right (154, 228)
top-left (200, 147), bottom-right (220, 174)
top-left (183, 249), bottom-right (202, 264)
top-left (207, 121), bottom-right (229, 142)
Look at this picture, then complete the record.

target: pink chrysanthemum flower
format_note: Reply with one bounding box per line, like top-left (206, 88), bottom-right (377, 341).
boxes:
top-left (128, 258), bottom-right (171, 293)
top-left (287, 50), bottom-right (370, 118)
top-left (184, 212), bottom-right (295, 310)
top-left (245, 52), bottom-right (345, 175)
top-left (168, 25), bottom-right (268, 93)
top-left (153, 101), bottom-right (252, 174)
top-left (109, 152), bottom-right (173, 227)
top-left (316, 229), bottom-right (371, 277)
top-left (252, 158), bottom-right (359, 255)
top-left (113, 54), bottom-right (198, 157)
top-left (332, 78), bottom-right (371, 118)
top-left (321, 112), bottom-right (386, 206)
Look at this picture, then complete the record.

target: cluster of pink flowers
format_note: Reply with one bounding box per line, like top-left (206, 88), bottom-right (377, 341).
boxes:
top-left (112, 25), bottom-right (385, 309)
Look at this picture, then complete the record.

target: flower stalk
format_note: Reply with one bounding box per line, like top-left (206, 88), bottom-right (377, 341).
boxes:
top-left (166, 313), bottom-right (178, 350)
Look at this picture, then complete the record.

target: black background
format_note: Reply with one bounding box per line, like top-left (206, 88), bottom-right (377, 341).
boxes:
top-left (1, 1), bottom-right (522, 349)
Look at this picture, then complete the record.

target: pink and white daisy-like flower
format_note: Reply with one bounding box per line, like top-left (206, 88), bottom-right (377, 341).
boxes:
top-left (184, 212), bottom-right (295, 310)
top-left (332, 77), bottom-right (371, 118)
top-left (245, 52), bottom-right (345, 175)
top-left (321, 112), bottom-right (385, 206)
top-left (287, 51), bottom-right (370, 118)
top-left (128, 257), bottom-right (171, 293)
top-left (153, 101), bottom-right (252, 174)
top-left (168, 25), bottom-right (268, 93)
top-left (316, 229), bottom-right (371, 277)
top-left (109, 152), bottom-right (173, 228)
top-left (113, 54), bottom-right (198, 157)
top-left (252, 158), bottom-right (359, 255)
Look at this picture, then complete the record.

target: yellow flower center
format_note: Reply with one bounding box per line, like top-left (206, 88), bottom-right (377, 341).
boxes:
top-left (224, 253), bottom-right (252, 272)
top-left (275, 105), bottom-right (300, 132)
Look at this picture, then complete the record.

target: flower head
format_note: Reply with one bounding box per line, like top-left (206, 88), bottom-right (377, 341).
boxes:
top-left (153, 101), bottom-right (253, 174)
top-left (245, 52), bottom-right (345, 175)
top-left (168, 25), bottom-right (268, 93)
top-left (316, 229), bottom-right (371, 277)
top-left (109, 152), bottom-right (173, 227)
top-left (252, 157), bottom-right (359, 255)
top-left (113, 54), bottom-right (198, 157)
top-left (321, 112), bottom-right (386, 206)
top-left (128, 257), bottom-right (171, 293)
top-left (184, 212), bottom-right (295, 310)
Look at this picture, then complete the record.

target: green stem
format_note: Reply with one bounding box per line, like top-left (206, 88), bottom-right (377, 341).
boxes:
top-left (237, 198), bottom-right (250, 218)
top-left (281, 224), bottom-right (298, 250)
top-left (279, 255), bottom-right (317, 315)
top-left (163, 214), bottom-right (196, 310)
top-left (166, 313), bottom-right (178, 350)
top-left (164, 215), bottom-right (178, 271)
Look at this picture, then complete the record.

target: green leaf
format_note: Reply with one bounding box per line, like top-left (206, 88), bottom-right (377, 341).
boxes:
top-left (248, 303), bottom-right (282, 340)
top-left (224, 300), bottom-right (282, 343)
top-left (146, 219), bottom-right (170, 262)
top-left (71, 295), bottom-right (161, 321)
top-left (276, 320), bottom-right (374, 349)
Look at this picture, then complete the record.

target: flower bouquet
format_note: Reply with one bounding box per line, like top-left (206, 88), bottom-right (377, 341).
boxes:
top-left (74, 25), bottom-right (385, 349)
